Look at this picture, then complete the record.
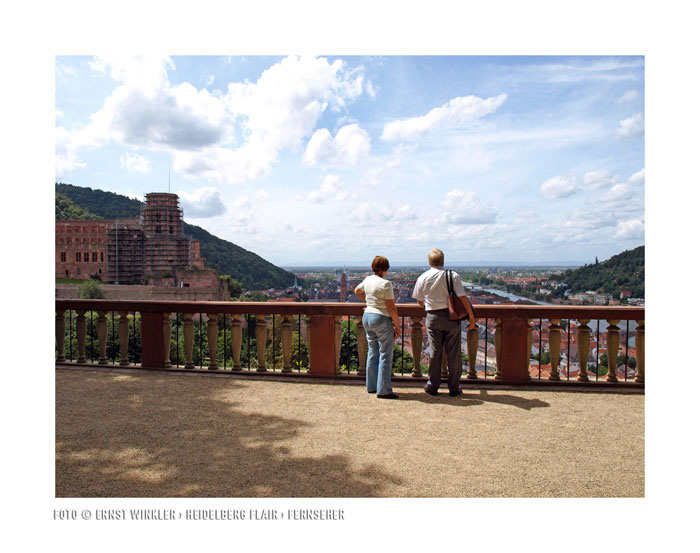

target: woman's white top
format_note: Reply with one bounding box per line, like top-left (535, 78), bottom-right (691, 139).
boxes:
top-left (356, 274), bottom-right (394, 317)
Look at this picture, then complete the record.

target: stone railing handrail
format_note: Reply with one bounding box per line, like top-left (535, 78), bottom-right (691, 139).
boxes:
top-left (55, 300), bottom-right (644, 385)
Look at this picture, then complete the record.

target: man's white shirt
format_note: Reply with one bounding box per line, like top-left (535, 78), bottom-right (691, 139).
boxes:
top-left (412, 267), bottom-right (467, 311)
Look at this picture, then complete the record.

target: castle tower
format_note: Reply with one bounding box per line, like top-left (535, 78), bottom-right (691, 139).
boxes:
top-left (142, 193), bottom-right (190, 275)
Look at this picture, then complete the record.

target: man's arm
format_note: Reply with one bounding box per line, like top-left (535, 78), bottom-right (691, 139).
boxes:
top-left (459, 295), bottom-right (477, 330)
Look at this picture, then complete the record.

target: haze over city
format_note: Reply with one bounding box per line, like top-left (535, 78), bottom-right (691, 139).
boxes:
top-left (56, 55), bottom-right (645, 266)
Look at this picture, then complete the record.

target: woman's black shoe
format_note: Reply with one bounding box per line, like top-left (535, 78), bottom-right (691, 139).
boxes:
top-left (378, 393), bottom-right (399, 399)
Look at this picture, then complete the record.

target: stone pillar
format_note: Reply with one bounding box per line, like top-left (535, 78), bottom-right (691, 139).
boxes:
top-left (308, 315), bottom-right (335, 376)
top-left (357, 316), bottom-right (368, 377)
top-left (467, 323), bottom-right (479, 379)
top-left (334, 317), bottom-right (342, 375)
top-left (635, 320), bottom-right (645, 383)
top-left (525, 319), bottom-right (533, 381)
top-left (577, 319), bottom-right (591, 382)
top-left (231, 315), bottom-right (243, 371)
top-left (494, 320), bottom-right (502, 380)
top-left (56, 310), bottom-right (66, 362)
top-left (548, 319), bottom-right (562, 381)
top-left (118, 311), bottom-right (130, 366)
top-left (499, 318), bottom-right (529, 383)
top-left (410, 317), bottom-right (423, 378)
top-left (141, 312), bottom-right (166, 369)
top-left (255, 315), bottom-right (268, 372)
top-left (207, 313), bottom-right (219, 370)
top-left (163, 313), bottom-right (171, 368)
top-left (281, 315), bottom-right (293, 373)
top-left (97, 311), bottom-right (108, 365)
top-left (76, 310), bottom-right (87, 364)
top-left (183, 313), bottom-right (194, 369)
top-left (606, 320), bottom-right (620, 382)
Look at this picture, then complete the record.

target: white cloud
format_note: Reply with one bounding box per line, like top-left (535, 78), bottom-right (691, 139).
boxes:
top-left (177, 187), bottom-right (226, 218)
top-left (120, 152), bottom-right (151, 173)
top-left (618, 89), bottom-right (639, 102)
top-left (616, 112), bottom-right (644, 138)
top-left (540, 174), bottom-right (579, 199)
top-left (255, 189), bottom-right (270, 201)
top-left (381, 93), bottom-right (507, 142)
top-left (303, 123), bottom-right (371, 165)
top-left (439, 190), bottom-right (497, 224)
top-left (308, 174), bottom-right (344, 204)
top-left (348, 201), bottom-right (418, 223)
top-left (55, 126), bottom-right (86, 178)
top-left (57, 55), bottom-right (368, 185)
top-left (628, 168), bottom-right (645, 186)
top-left (614, 218), bottom-right (645, 239)
top-left (583, 169), bottom-right (617, 190)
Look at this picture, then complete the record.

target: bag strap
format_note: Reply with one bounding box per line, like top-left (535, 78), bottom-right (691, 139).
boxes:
top-left (444, 269), bottom-right (455, 296)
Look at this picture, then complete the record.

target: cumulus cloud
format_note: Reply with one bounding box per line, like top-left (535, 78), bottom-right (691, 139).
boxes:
top-left (381, 93), bottom-right (507, 142)
top-left (583, 169), bottom-right (617, 190)
top-left (120, 152), bottom-right (151, 173)
top-left (540, 174), bottom-right (579, 199)
top-left (614, 218), bottom-right (644, 239)
top-left (617, 89), bottom-right (639, 102)
top-left (57, 55), bottom-right (368, 184)
top-left (439, 190), bottom-right (497, 224)
top-left (255, 189), bottom-right (270, 201)
top-left (177, 187), bottom-right (226, 218)
top-left (349, 201), bottom-right (417, 223)
top-left (628, 168), bottom-right (645, 186)
top-left (303, 123), bottom-right (371, 165)
top-left (308, 174), bottom-right (345, 204)
top-left (616, 112), bottom-right (644, 138)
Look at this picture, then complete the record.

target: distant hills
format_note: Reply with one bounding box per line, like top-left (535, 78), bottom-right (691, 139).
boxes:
top-left (553, 246), bottom-right (644, 298)
top-left (55, 183), bottom-right (297, 290)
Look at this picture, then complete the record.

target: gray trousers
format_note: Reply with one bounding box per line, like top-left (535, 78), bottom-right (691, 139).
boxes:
top-left (425, 309), bottom-right (463, 392)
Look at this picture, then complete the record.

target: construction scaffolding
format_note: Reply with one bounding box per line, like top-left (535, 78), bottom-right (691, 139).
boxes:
top-left (106, 220), bottom-right (145, 284)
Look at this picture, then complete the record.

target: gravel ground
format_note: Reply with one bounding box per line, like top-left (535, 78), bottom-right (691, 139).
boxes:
top-left (56, 368), bottom-right (644, 497)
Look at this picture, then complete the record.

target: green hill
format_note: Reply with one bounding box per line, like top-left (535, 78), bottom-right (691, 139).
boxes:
top-left (56, 183), bottom-right (297, 290)
top-left (553, 246), bottom-right (644, 298)
top-left (55, 192), bottom-right (102, 220)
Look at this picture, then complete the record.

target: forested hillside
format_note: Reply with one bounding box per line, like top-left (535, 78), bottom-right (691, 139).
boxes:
top-left (55, 183), bottom-right (296, 290)
top-left (553, 246), bottom-right (644, 298)
top-left (56, 193), bottom-right (102, 220)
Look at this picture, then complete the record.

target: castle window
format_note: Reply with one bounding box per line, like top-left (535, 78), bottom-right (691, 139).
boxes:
top-left (60, 252), bottom-right (66, 262)
top-left (77, 268), bottom-right (81, 275)
top-left (84, 252), bottom-right (89, 262)
top-left (92, 252), bottom-right (98, 262)
top-left (76, 252), bottom-right (81, 262)
top-left (100, 252), bottom-right (104, 262)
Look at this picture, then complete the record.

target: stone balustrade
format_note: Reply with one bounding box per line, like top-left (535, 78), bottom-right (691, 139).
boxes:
top-left (55, 300), bottom-right (645, 386)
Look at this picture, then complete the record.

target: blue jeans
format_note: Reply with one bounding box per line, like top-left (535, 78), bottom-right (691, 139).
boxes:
top-left (362, 312), bottom-right (394, 395)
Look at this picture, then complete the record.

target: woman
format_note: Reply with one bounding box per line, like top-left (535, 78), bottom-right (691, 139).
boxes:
top-left (354, 256), bottom-right (401, 399)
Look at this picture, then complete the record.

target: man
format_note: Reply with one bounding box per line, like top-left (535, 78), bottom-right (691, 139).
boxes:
top-left (412, 249), bottom-right (476, 396)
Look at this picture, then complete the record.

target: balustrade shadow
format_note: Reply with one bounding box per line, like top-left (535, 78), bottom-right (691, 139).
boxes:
top-left (55, 370), bottom-right (402, 497)
top-left (397, 389), bottom-right (550, 410)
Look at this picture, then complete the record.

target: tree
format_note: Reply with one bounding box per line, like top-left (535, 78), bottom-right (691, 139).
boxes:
top-left (78, 279), bottom-right (105, 299)
top-left (392, 344), bottom-right (414, 374)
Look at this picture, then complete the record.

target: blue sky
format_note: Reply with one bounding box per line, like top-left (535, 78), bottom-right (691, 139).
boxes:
top-left (55, 55), bottom-right (644, 266)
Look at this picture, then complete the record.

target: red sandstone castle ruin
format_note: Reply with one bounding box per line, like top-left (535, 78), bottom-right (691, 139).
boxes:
top-left (56, 193), bottom-right (205, 283)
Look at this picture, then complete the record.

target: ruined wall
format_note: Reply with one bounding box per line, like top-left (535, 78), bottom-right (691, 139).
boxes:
top-left (55, 221), bottom-right (108, 280)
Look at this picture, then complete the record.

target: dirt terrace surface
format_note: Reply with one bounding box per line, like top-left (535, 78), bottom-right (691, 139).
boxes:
top-left (56, 368), bottom-right (644, 497)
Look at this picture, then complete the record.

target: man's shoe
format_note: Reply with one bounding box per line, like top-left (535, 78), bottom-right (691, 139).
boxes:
top-left (449, 389), bottom-right (463, 397)
top-left (424, 388), bottom-right (438, 396)
top-left (378, 393), bottom-right (399, 399)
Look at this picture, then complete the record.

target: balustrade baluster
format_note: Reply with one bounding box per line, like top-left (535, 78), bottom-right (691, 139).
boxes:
top-left (525, 319), bottom-right (533, 381)
top-left (494, 320), bottom-right (502, 380)
top-left (357, 316), bottom-right (368, 377)
top-left (577, 319), bottom-right (591, 382)
top-left (56, 311), bottom-right (66, 362)
top-left (97, 311), bottom-right (108, 365)
top-left (548, 319), bottom-right (562, 381)
top-left (467, 322), bottom-right (479, 379)
top-left (76, 310), bottom-right (87, 364)
top-left (231, 315), bottom-right (242, 371)
top-left (118, 311), bottom-right (129, 366)
top-left (635, 320), bottom-right (645, 383)
top-left (207, 313), bottom-right (219, 370)
top-left (281, 315), bottom-right (292, 373)
top-left (410, 317), bottom-right (422, 378)
top-left (255, 315), bottom-right (268, 372)
top-left (163, 313), bottom-right (171, 368)
top-left (606, 320), bottom-right (620, 383)
top-left (334, 317), bottom-right (342, 375)
top-left (183, 313), bottom-right (194, 369)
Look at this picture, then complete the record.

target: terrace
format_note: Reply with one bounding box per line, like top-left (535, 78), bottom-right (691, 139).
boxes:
top-left (55, 299), bottom-right (644, 497)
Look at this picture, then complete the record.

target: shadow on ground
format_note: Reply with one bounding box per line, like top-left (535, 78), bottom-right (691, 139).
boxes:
top-left (397, 388), bottom-right (550, 410)
top-left (56, 370), bottom-right (402, 497)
